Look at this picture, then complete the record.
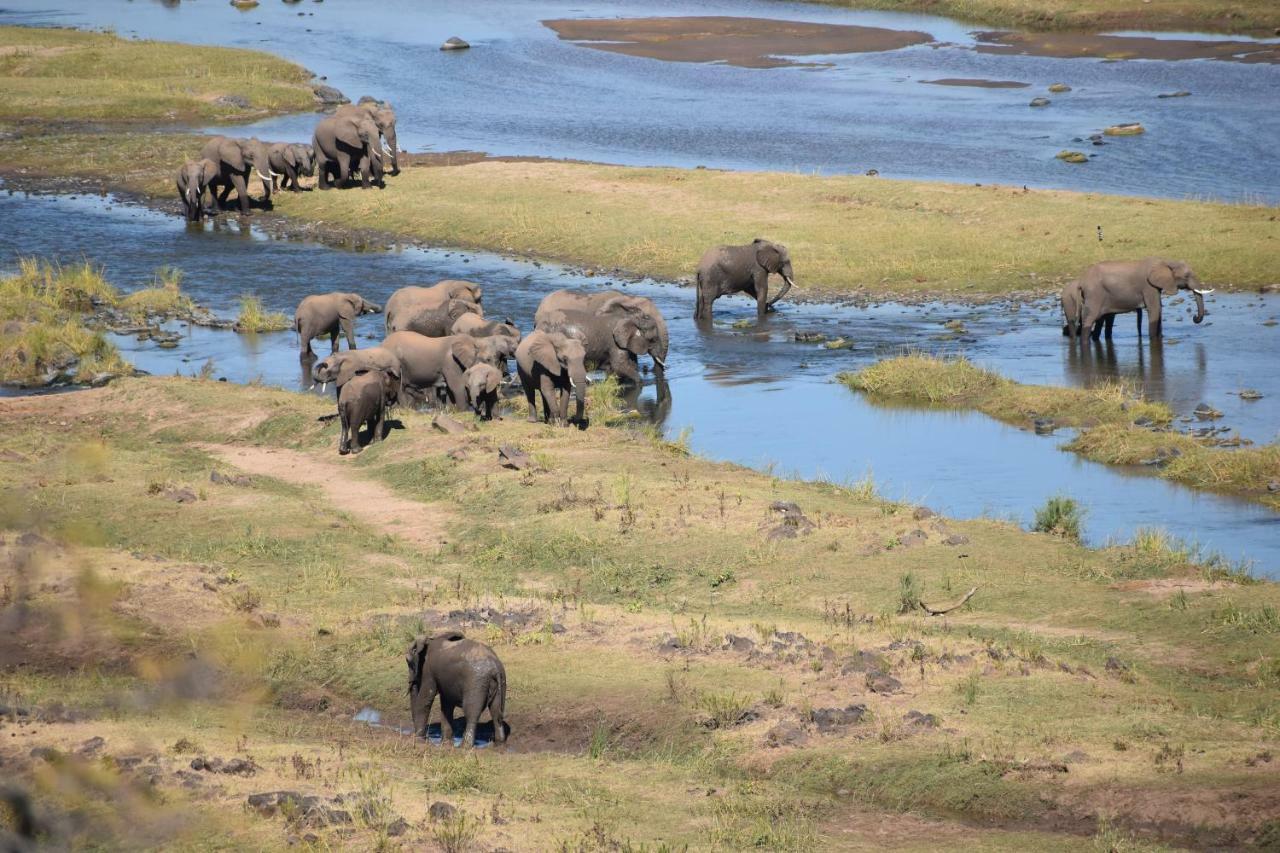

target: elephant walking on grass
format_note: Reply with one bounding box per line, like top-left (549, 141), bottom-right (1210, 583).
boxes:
top-left (200, 136), bottom-right (276, 215)
top-left (534, 290), bottom-right (666, 384)
top-left (464, 363), bottom-right (502, 420)
top-left (295, 293), bottom-right (383, 356)
top-left (337, 99), bottom-right (399, 175)
top-left (337, 365), bottom-right (399, 455)
top-left (175, 158), bottom-right (218, 222)
top-left (313, 111), bottom-right (385, 190)
top-left (1075, 258), bottom-right (1210, 341)
top-left (695, 238), bottom-right (795, 321)
top-left (407, 633), bottom-right (507, 749)
top-left (311, 347), bottom-right (401, 397)
top-left (516, 330), bottom-right (588, 426)
top-left (268, 143), bottom-right (315, 192)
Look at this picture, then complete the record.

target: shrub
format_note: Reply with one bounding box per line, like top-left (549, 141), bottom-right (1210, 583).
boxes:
top-left (235, 295), bottom-right (290, 333)
top-left (1033, 495), bottom-right (1083, 542)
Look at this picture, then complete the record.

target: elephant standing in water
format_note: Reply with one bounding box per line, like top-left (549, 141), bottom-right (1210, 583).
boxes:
top-left (175, 158), bottom-right (218, 222)
top-left (313, 112), bottom-right (384, 189)
top-left (694, 238), bottom-right (795, 321)
top-left (1076, 259), bottom-right (1210, 340)
top-left (516, 330), bottom-right (588, 426)
top-left (294, 292), bottom-right (383, 356)
top-left (384, 281), bottom-right (483, 334)
top-left (200, 136), bottom-right (275, 215)
top-left (534, 290), bottom-right (667, 384)
top-left (337, 99), bottom-right (399, 175)
top-left (407, 633), bottom-right (507, 749)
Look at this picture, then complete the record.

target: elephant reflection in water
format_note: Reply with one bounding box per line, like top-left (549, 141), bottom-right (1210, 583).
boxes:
top-left (618, 376), bottom-right (672, 427)
top-left (1065, 336), bottom-right (1208, 409)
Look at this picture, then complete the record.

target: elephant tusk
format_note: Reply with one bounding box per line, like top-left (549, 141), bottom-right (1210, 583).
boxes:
top-left (1191, 288), bottom-right (1214, 295)
top-left (256, 170), bottom-right (271, 182)
top-left (321, 381), bottom-right (328, 393)
top-left (308, 384), bottom-right (316, 391)
top-left (652, 354), bottom-right (666, 368)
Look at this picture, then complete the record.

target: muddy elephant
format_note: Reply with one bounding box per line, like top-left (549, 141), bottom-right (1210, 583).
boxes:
top-left (294, 292), bottom-right (383, 356)
top-left (516, 329), bottom-right (588, 426)
top-left (175, 158), bottom-right (218, 222)
top-left (1077, 258), bottom-right (1210, 340)
top-left (534, 290), bottom-right (667, 384)
top-left (313, 112), bottom-right (384, 189)
top-left (338, 98), bottom-right (399, 174)
top-left (268, 142), bottom-right (315, 192)
top-left (695, 238), bottom-right (795, 321)
top-left (463, 363), bottom-right (502, 420)
top-left (388, 297), bottom-right (481, 337)
top-left (337, 365), bottom-right (399, 455)
top-left (200, 136), bottom-right (276, 215)
top-left (311, 346), bottom-right (401, 397)
top-left (452, 313), bottom-right (520, 340)
top-left (384, 281), bottom-right (483, 333)
top-left (380, 331), bottom-right (488, 407)
top-left (407, 632), bottom-right (507, 748)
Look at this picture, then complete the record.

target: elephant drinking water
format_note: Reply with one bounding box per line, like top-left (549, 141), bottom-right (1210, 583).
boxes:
top-left (1076, 258), bottom-right (1210, 340)
top-left (533, 290), bottom-right (667, 384)
top-left (200, 136), bottom-right (276, 215)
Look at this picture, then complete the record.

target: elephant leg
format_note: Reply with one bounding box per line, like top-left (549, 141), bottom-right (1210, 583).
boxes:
top-left (1135, 308), bottom-right (1143, 338)
top-left (335, 152), bottom-right (353, 186)
top-left (316, 157), bottom-right (331, 190)
top-left (229, 172), bottom-right (251, 215)
top-left (329, 330), bottom-right (339, 355)
top-left (412, 682), bottom-right (437, 739)
top-left (338, 405), bottom-right (351, 455)
top-left (538, 374), bottom-right (556, 424)
top-left (461, 691), bottom-right (485, 748)
top-left (439, 699), bottom-right (458, 746)
top-left (1143, 290), bottom-right (1162, 338)
top-left (521, 373), bottom-right (539, 423)
top-left (1082, 304), bottom-right (1103, 342)
top-left (341, 318), bottom-right (356, 351)
top-left (359, 154), bottom-right (373, 189)
top-left (287, 164), bottom-right (300, 191)
top-left (754, 270), bottom-right (769, 318)
top-left (1103, 314), bottom-right (1115, 340)
top-left (488, 690), bottom-right (506, 744)
top-left (442, 369), bottom-right (467, 412)
top-left (555, 383), bottom-right (570, 425)
top-left (300, 326), bottom-right (313, 357)
top-left (373, 403), bottom-right (385, 442)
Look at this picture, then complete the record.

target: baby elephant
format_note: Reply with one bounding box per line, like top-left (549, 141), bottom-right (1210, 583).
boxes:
top-left (407, 632), bottom-right (507, 748)
top-left (337, 366), bottom-right (398, 454)
top-left (464, 363), bottom-right (502, 420)
top-left (175, 158), bottom-right (218, 221)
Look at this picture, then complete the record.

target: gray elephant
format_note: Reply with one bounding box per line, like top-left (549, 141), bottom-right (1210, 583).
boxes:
top-left (694, 238), bottom-right (795, 321)
top-left (384, 281), bottom-right (483, 333)
top-left (407, 632), bottom-right (507, 749)
top-left (463, 363), bottom-right (502, 420)
top-left (516, 329), bottom-right (588, 426)
top-left (533, 290), bottom-right (667, 384)
top-left (295, 292), bottom-right (383, 356)
top-left (337, 365), bottom-right (399, 455)
top-left (452, 313), bottom-right (520, 340)
top-left (338, 99), bottom-right (399, 175)
top-left (200, 136), bottom-right (276, 215)
top-left (1061, 278), bottom-right (1119, 339)
top-left (268, 142), bottom-right (315, 192)
top-left (388, 297), bottom-right (481, 337)
top-left (380, 331), bottom-right (485, 407)
top-left (311, 346), bottom-right (401, 397)
top-left (1078, 258), bottom-right (1210, 340)
top-left (175, 158), bottom-right (218, 222)
top-left (313, 112), bottom-right (384, 190)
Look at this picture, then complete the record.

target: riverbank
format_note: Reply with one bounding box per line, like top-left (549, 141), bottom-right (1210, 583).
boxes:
top-left (2, 376), bottom-right (1278, 849)
top-left (842, 354), bottom-right (1280, 509)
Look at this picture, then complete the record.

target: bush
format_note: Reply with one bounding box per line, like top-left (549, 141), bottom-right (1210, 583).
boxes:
top-left (235, 295), bottom-right (290, 333)
top-left (1032, 495), bottom-right (1082, 542)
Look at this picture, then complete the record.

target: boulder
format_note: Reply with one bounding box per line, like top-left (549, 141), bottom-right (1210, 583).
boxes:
top-left (1104, 123), bottom-right (1145, 136)
top-left (441, 37), bottom-right (470, 51)
top-left (311, 84), bottom-right (349, 107)
top-left (1056, 151), bottom-right (1088, 164)
top-left (1029, 97), bottom-right (1050, 107)
top-left (1047, 83), bottom-right (1071, 93)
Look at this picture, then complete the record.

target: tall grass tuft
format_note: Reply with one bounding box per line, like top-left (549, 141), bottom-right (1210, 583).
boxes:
top-left (235, 295), bottom-right (290, 333)
top-left (1033, 495), bottom-right (1083, 542)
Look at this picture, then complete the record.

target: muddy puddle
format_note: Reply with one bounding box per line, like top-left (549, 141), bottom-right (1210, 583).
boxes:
top-left (3, 0), bottom-right (1277, 202)
top-left (1, 190), bottom-right (1277, 574)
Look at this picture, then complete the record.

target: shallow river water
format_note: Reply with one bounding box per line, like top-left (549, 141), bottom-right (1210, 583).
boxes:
top-left (2, 0), bottom-right (1278, 201)
top-left (2, 191), bottom-right (1277, 574)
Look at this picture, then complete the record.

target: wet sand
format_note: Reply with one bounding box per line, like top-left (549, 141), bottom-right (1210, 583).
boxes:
top-left (974, 31), bottom-right (1280, 64)
top-left (921, 77), bottom-right (1030, 88)
top-left (543, 16), bottom-right (933, 69)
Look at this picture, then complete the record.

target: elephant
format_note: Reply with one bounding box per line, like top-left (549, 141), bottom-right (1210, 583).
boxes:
top-left (268, 142), bottom-right (315, 192)
top-left (1062, 278), bottom-right (1121, 339)
top-left (338, 98), bottom-right (399, 175)
top-left (533, 290), bottom-right (667, 384)
top-left (380, 331), bottom-right (484, 407)
top-left (516, 329), bottom-right (588, 426)
top-left (311, 346), bottom-right (401, 398)
top-left (452, 313), bottom-right (520, 340)
top-left (294, 292), bottom-right (383, 356)
top-left (463, 363), bottom-right (502, 420)
top-left (406, 632), bottom-right (507, 749)
top-left (175, 158), bottom-right (218, 222)
top-left (337, 365), bottom-right (399, 455)
top-left (200, 135), bottom-right (276, 215)
top-left (694, 238), bottom-right (795, 321)
top-left (388, 297), bottom-right (481, 337)
top-left (1077, 258), bottom-right (1210, 341)
top-left (384, 281), bottom-right (483, 333)
top-left (313, 112), bottom-right (384, 190)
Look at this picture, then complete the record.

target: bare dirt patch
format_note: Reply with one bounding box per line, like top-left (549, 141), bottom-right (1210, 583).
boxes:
top-left (974, 30), bottom-right (1280, 64)
top-left (1110, 577), bottom-right (1221, 597)
top-left (544, 16), bottom-right (933, 69)
top-left (199, 444), bottom-right (450, 554)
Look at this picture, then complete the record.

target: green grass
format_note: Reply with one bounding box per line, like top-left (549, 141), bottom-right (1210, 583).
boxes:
top-left (842, 354), bottom-right (1280, 506)
top-left (1032, 495), bottom-right (1083, 542)
top-left (0, 25), bottom-right (316, 123)
top-left (234, 295), bottom-right (291, 333)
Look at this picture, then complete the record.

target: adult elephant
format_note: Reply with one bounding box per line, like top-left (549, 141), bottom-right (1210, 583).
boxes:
top-left (338, 99), bottom-right (399, 175)
top-left (294, 292), bottom-right (383, 356)
top-left (384, 281), bottom-right (483, 334)
top-left (175, 157), bottom-right (218, 222)
top-left (452, 314), bottom-right (520, 340)
top-left (1078, 259), bottom-right (1211, 341)
top-left (313, 112), bottom-right (384, 190)
top-left (533, 290), bottom-right (667, 384)
top-left (311, 346), bottom-right (402, 399)
top-left (387, 298), bottom-right (480, 337)
top-left (694, 238), bottom-right (795, 321)
top-left (268, 142), bottom-right (315, 192)
top-left (406, 633), bottom-right (507, 748)
top-left (516, 330), bottom-right (588, 426)
top-left (380, 332), bottom-right (484, 408)
top-left (200, 136), bottom-right (275, 215)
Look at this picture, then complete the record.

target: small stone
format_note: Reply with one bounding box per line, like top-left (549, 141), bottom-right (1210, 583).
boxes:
top-left (1047, 83), bottom-right (1071, 93)
top-left (764, 721), bottom-right (807, 747)
top-left (723, 634), bottom-right (756, 653)
top-left (1033, 418), bottom-right (1056, 435)
top-left (793, 331), bottom-right (827, 343)
top-left (903, 710), bottom-right (940, 728)
top-left (30, 746), bottom-right (61, 762)
top-left (866, 671), bottom-right (903, 695)
top-left (1056, 150), bottom-right (1088, 164)
top-left (1239, 389), bottom-right (1262, 401)
top-left (1267, 481), bottom-right (1280, 493)
top-left (250, 611), bottom-right (280, 629)
top-left (77, 736), bottom-right (107, 756)
top-left (1104, 123), bottom-right (1145, 136)
top-left (215, 94), bottom-right (252, 109)
top-left (386, 818), bottom-right (409, 837)
top-left (162, 487), bottom-right (198, 503)
top-left (210, 470), bottom-right (253, 486)
top-left (441, 37), bottom-right (470, 51)
top-left (1029, 97), bottom-right (1050, 107)
top-left (1192, 403), bottom-right (1222, 420)
top-left (822, 337), bottom-right (853, 350)
top-left (912, 506), bottom-right (936, 521)
top-left (942, 533), bottom-right (970, 547)
top-left (429, 801), bottom-right (457, 822)
top-left (432, 414), bottom-right (475, 435)
top-left (812, 704), bottom-right (867, 733)
top-left (498, 445), bottom-right (532, 470)
top-left (312, 84), bottom-right (348, 106)
top-left (898, 529), bottom-right (928, 548)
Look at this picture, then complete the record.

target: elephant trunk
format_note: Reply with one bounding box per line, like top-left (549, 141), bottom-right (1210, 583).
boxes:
top-left (1190, 288), bottom-right (1206, 324)
top-left (570, 362), bottom-right (588, 423)
top-left (768, 274), bottom-right (794, 308)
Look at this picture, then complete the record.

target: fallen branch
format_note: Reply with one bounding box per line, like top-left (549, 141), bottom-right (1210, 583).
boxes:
top-left (918, 587), bottom-right (978, 616)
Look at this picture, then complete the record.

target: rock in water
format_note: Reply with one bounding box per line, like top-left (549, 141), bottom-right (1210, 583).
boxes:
top-left (1029, 97), bottom-right (1051, 107)
top-left (441, 37), bottom-right (470, 51)
top-left (1104, 123), bottom-right (1145, 136)
top-left (1157, 91), bottom-right (1191, 98)
top-left (311, 84), bottom-right (349, 106)
top-left (1048, 83), bottom-right (1071, 93)
top-left (1056, 150), bottom-right (1088, 164)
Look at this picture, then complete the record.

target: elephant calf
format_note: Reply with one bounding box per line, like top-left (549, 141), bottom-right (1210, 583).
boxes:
top-left (516, 330), bottom-right (588, 426)
top-left (463, 363), bottom-right (502, 420)
top-left (337, 366), bottom-right (398, 455)
top-left (268, 142), bottom-right (315, 192)
top-left (407, 633), bottom-right (507, 748)
top-left (295, 292), bottom-right (383, 357)
top-left (175, 158), bottom-right (218, 222)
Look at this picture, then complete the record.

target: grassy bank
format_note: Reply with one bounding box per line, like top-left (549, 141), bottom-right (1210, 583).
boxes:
top-left (0, 25), bottom-right (317, 124)
top-left (1, 377), bottom-right (1278, 849)
top-left (842, 354), bottom-right (1280, 508)
top-left (802, 0), bottom-right (1280, 34)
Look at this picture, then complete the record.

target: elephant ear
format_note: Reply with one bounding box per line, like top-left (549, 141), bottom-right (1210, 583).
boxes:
top-left (383, 366), bottom-right (401, 404)
top-left (613, 320), bottom-right (647, 355)
top-left (1147, 261), bottom-right (1177, 295)
top-left (755, 242), bottom-right (782, 274)
top-left (200, 158), bottom-right (217, 183)
top-left (450, 336), bottom-right (479, 370)
top-left (283, 146), bottom-right (298, 169)
top-left (598, 294), bottom-right (641, 316)
top-left (531, 334), bottom-right (563, 376)
top-left (219, 140), bottom-right (245, 172)
top-left (449, 300), bottom-right (476, 320)
top-left (406, 637), bottom-right (428, 690)
top-left (337, 294), bottom-right (360, 321)
top-left (335, 118), bottom-right (362, 149)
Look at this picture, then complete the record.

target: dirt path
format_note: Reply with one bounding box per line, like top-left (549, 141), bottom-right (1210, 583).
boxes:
top-left (201, 444), bottom-right (450, 553)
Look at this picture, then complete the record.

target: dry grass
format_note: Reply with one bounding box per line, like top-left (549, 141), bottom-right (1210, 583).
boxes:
top-left (234, 295), bottom-right (290, 333)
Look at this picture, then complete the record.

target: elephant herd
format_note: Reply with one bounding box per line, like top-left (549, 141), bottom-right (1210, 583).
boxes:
top-left (294, 279), bottom-right (668, 454)
top-left (174, 98), bottom-right (399, 220)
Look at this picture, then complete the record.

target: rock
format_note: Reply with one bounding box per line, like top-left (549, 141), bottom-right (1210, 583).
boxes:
top-left (912, 506), bottom-right (936, 521)
top-left (1239, 389), bottom-right (1263, 400)
top-left (903, 710), bottom-right (940, 729)
top-left (656, 634), bottom-right (681, 652)
top-left (1192, 403), bottom-right (1222, 420)
top-left (498, 445), bottom-right (532, 470)
top-left (898, 529), bottom-right (928, 548)
top-left (1104, 123), bottom-right (1145, 136)
top-left (1063, 749), bottom-right (1091, 764)
top-left (942, 533), bottom-right (970, 546)
top-left (1056, 150), bottom-right (1088, 164)
top-left (162, 487), bottom-right (198, 504)
top-left (812, 704), bottom-right (867, 733)
top-left (793, 331), bottom-right (827, 343)
top-left (429, 801), bottom-right (457, 822)
top-left (723, 634), bottom-right (756, 654)
top-left (30, 746), bottom-right (62, 762)
top-left (77, 736), bottom-right (107, 756)
top-left (432, 414), bottom-right (475, 435)
top-left (386, 818), bottom-right (409, 837)
top-left (1267, 481), bottom-right (1280, 493)
top-left (1157, 91), bottom-right (1191, 98)
top-left (1029, 97), bottom-right (1050, 107)
top-left (230, 0), bottom-right (259, 8)
top-left (1047, 83), bottom-right (1071, 93)
top-left (215, 94), bottom-right (252, 109)
top-left (311, 84), bottom-right (348, 106)
top-left (764, 721), bottom-right (807, 747)
top-left (763, 501), bottom-right (815, 540)
top-left (210, 470), bottom-right (252, 487)
top-left (864, 168), bottom-right (879, 177)
top-left (441, 37), bottom-right (470, 51)
top-left (249, 612), bottom-right (280, 629)
top-left (822, 337), bottom-right (853, 350)
top-left (1104, 656), bottom-right (1130, 674)
top-left (1033, 418), bottom-right (1056, 435)
top-left (866, 671), bottom-right (903, 695)
top-left (90, 372), bottom-right (119, 387)
top-left (223, 758), bottom-right (258, 775)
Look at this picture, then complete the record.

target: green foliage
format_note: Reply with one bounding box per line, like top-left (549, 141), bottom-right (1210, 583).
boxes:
top-left (897, 571), bottom-right (922, 614)
top-left (1033, 495), bottom-right (1083, 542)
top-left (235, 295), bottom-right (291, 333)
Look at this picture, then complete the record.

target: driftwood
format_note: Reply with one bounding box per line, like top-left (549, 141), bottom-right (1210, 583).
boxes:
top-left (918, 587), bottom-right (978, 616)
